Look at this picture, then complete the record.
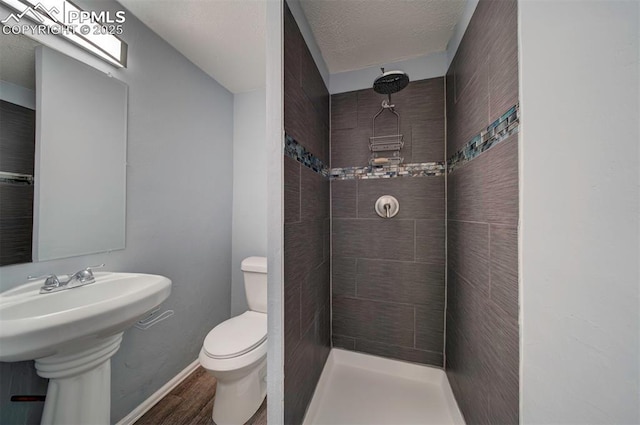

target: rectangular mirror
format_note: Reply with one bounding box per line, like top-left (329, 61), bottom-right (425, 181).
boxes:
top-left (33, 45), bottom-right (127, 261)
top-left (0, 33), bottom-right (128, 265)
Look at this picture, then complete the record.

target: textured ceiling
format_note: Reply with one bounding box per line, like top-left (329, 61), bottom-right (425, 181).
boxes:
top-left (0, 31), bottom-right (38, 89)
top-left (117, 0), bottom-right (266, 93)
top-left (299, 0), bottom-right (466, 73)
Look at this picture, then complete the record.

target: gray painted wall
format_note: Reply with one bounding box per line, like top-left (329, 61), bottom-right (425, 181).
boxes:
top-left (520, 1), bottom-right (639, 423)
top-left (0, 1), bottom-right (234, 423)
top-left (231, 88), bottom-right (267, 316)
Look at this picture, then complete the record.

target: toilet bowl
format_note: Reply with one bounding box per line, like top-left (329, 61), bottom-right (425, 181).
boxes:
top-left (199, 257), bottom-right (267, 425)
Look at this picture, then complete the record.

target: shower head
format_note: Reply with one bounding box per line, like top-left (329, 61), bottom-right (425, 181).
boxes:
top-left (373, 69), bottom-right (410, 95)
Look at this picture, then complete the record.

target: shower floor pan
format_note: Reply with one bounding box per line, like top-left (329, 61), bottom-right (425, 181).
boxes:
top-left (303, 348), bottom-right (465, 425)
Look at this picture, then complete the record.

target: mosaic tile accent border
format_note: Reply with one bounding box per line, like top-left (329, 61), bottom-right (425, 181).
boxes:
top-left (284, 134), bottom-right (329, 177)
top-left (286, 104), bottom-right (518, 180)
top-left (330, 162), bottom-right (446, 180)
top-left (448, 104), bottom-right (520, 173)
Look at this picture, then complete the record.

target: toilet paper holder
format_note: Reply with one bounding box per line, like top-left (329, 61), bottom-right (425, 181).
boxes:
top-left (375, 195), bottom-right (399, 218)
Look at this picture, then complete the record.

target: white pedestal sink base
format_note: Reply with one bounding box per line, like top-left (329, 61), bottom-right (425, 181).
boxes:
top-left (35, 333), bottom-right (123, 425)
top-left (0, 272), bottom-right (172, 424)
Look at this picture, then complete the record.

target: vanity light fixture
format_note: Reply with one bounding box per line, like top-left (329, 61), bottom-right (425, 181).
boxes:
top-left (0, 0), bottom-right (127, 67)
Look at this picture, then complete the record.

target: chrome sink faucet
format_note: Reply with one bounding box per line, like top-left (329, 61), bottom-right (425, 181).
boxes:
top-left (29, 264), bottom-right (105, 294)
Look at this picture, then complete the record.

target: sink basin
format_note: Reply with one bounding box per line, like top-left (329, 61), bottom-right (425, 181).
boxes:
top-left (0, 272), bottom-right (171, 362)
top-left (0, 272), bottom-right (172, 424)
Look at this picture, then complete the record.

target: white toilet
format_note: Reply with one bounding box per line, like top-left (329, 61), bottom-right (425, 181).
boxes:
top-left (199, 256), bottom-right (267, 425)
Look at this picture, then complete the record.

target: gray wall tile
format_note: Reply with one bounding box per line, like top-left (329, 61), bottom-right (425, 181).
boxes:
top-left (483, 136), bottom-right (519, 225)
top-left (452, 6), bottom-right (491, 104)
top-left (487, 0), bottom-right (519, 122)
top-left (283, 3), bottom-right (330, 422)
top-left (301, 45), bottom-right (329, 128)
top-left (411, 120), bottom-right (445, 163)
top-left (0, 217), bottom-right (33, 266)
top-left (415, 304), bottom-right (445, 336)
top-left (332, 335), bottom-right (356, 350)
top-left (323, 218), bottom-right (330, 263)
top-left (284, 282), bottom-right (301, 361)
top-left (0, 184), bottom-right (33, 219)
top-left (415, 219), bottom-right (446, 265)
top-left (356, 259), bottom-right (444, 306)
top-left (283, 3), bottom-right (301, 87)
top-left (356, 88), bottom-right (387, 134)
top-left (485, 303), bottom-right (519, 424)
top-left (330, 127), bottom-right (372, 168)
top-left (331, 179), bottom-right (357, 218)
top-left (447, 153), bottom-right (487, 223)
top-left (0, 101), bottom-right (35, 266)
top-left (355, 339), bottom-right (443, 367)
top-left (302, 96), bottom-right (327, 164)
top-left (398, 77), bottom-right (445, 122)
top-left (357, 177), bottom-right (445, 220)
top-left (449, 135), bottom-right (518, 225)
top-left (449, 65), bottom-right (489, 157)
top-left (284, 322), bottom-right (324, 425)
top-left (333, 296), bottom-right (414, 347)
top-left (332, 256), bottom-right (357, 296)
top-left (446, 323), bottom-right (491, 424)
top-left (332, 218), bottom-right (415, 261)
top-left (0, 101), bottom-right (35, 175)
top-left (415, 305), bottom-right (445, 353)
top-left (331, 92), bottom-right (357, 130)
top-left (284, 67), bottom-right (309, 147)
top-left (446, 270), bottom-right (490, 368)
top-left (445, 2), bottom-right (519, 422)
top-left (301, 260), bottom-right (330, 332)
top-left (448, 220), bottom-right (490, 293)
top-left (284, 220), bottom-right (324, 290)
top-left (284, 156), bottom-right (300, 224)
top-left (301, 166), bottom-right (329, 221)
top-left (490, 224), bottom-right (518, 319)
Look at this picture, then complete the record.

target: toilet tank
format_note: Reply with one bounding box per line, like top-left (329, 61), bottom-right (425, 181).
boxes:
top-left (241, 256), bottom-right (267, 314)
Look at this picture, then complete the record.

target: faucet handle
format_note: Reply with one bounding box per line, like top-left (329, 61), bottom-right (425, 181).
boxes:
top-left (29, 274), bottom-right (62, 291)
top-left (28, 274), bottom-right (60, 286)
top-left (69, 264), bottom-right (105, 285)
top-left (86, 264), bottom-right (105, 271)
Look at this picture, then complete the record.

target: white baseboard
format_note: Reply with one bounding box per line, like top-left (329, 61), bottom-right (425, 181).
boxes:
top-left (116, 358), bottom-right (201, 425)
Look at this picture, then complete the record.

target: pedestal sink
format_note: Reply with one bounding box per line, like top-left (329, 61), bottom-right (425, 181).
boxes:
top-left (0, 272), bottom-right (172, 425)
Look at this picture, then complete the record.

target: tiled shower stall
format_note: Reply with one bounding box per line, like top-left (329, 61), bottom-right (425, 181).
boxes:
top-left (330, 78), bottom-right (446, 366)
top-left (283, 0), bottom-right (519, 423)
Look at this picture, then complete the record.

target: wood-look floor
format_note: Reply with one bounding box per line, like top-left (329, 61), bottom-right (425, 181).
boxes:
top-left (135, 367), bottom-right (267, 425)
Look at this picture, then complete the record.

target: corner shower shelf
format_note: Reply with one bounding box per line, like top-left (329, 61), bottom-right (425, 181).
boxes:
top-left (369, 134), bottom-right (404, 152)
top-left (369, 135), bottom-right (404, 166)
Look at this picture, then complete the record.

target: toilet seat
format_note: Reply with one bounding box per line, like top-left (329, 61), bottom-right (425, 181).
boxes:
top-left (203, 311), bottom-right (267, 359)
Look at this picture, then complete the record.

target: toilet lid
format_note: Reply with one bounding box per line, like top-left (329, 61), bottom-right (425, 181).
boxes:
top-left (203, 311), bottom-right (267, 359)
